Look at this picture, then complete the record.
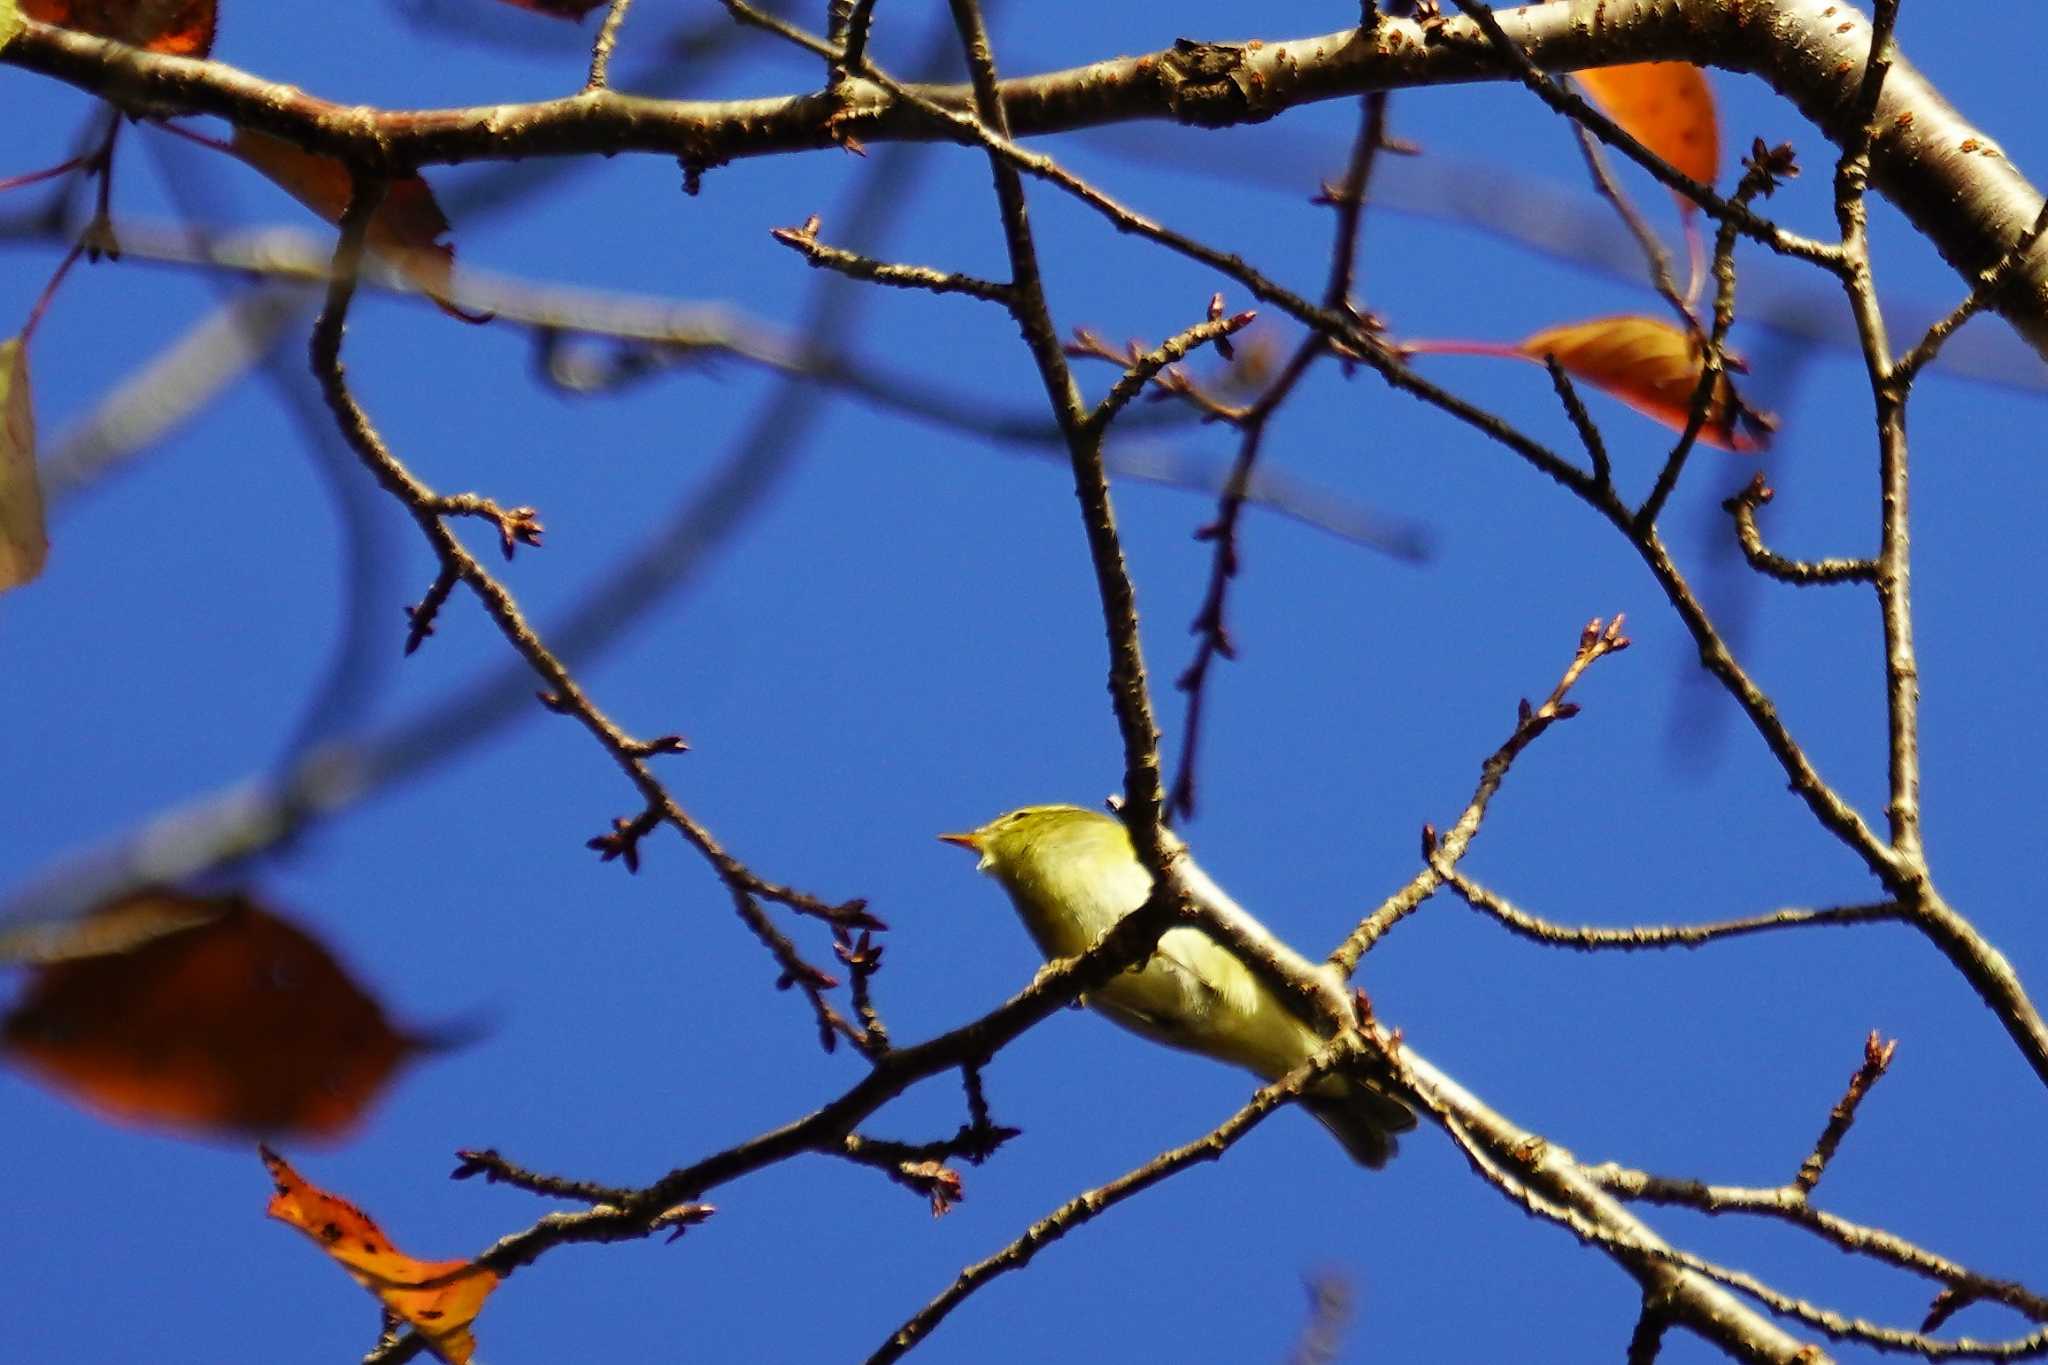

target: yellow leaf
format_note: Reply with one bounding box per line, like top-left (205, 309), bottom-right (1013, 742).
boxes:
top-left (0, 336), bottom-right (48, 591)
top-left (1576, 63), bottom-right (1720, 202)
top-left (1, 0), bottom-right (24, 52)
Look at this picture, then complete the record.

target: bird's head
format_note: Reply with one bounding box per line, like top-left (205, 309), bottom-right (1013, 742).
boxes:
top-left (939, 804), bottom-right (1153, 928)
top-left (937, 804), bottom-right (1128, 879)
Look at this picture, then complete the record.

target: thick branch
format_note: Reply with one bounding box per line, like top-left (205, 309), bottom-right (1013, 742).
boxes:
top-left (11, 3), bottom-right (2048, 356)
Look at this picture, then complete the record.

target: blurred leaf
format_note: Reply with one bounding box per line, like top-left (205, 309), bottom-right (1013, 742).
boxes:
top-left (493, 0), bottom-right (605, 16)
top-left (0, 335), bottom-right (48, 592)
top-left (262, 1146), bottom-right (499, 1365)
top-left (228, 129), bottom-right (489, 323)
top-left (20, 0), bottom-right (215, 55)
top-left (0, 0), bottom-right (23, 50)
top-left (1520, 314), bottom-right (1767, 452)
top-left (0, 890), bottom-right (220, 963)
top-left (1, 887), bottom-right (440, 1138)
top-left (1575, 63), bottom-right (1719, 204)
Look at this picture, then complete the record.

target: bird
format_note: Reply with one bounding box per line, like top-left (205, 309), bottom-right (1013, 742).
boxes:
top-left (938, 804), bottom-right (1414, 1167)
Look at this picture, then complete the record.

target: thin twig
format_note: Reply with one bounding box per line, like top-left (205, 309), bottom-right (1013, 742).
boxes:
top-left (307, 175), bottom-right (867, 1053)
top-left (586, 0), bottom-right (636, 91)
top-left (1794, 1031), bottom-right (1898, 1195)
top-left (1330, 614), bottom-right (1631, 971)
top-left (449, 1149), bottom-right (636, 1205)
top-left (738, 12), bottom-right (1610, 516)
top-left (1723, 474), bottom-right (1877, 586)
top-left (1166, 93), bottom-right (1393, 822)
top-left (1542, 353), bottom-right (1609, 488)
top-left (1081, 307), bottom-right (1256, 435)
top-left (837, 1117), bottom-right (1020, 1178)
top-left (1590, 1165), bottom-right (2048, 1328)
top-left (1160, 339), bottom-right (1314, 823)
top-left (1631, 525), bottom-right (1897, 881)
top-left (1441, 870), bottom-right (1904, 952)
top-left (1637, 145), bottom-right (1787, 529)
top-left (770, 213), bottom-right (1015, 302)
top-left (1897, 198), bottom-right (2048, 384)
top-left (1566, 115), bottom-right (1696, 334)
top-left (1827, 0), bottom-right (1920, 871)
top-left (1834, 0), bottom-right (1904, 200)
top-left (835, 925), bottom-right (891, 1056)
top-left (866, 1032), bottom-right (1370, 1363)
top-left (19, 116), bottom-right (117, 342)
top-left (938, 0), bottom-right (1171, 856)
top-left (721, 0), bottom-right (837, 58)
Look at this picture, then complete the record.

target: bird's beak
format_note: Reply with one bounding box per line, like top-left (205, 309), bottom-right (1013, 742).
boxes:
top-left (936, 830), bottom-right (983, 853)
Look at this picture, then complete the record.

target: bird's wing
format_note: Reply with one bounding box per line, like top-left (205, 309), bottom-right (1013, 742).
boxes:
top-left (1089, 926), bottom-right (1260, 1048)
top-left (1136, 925), bottom-right (1337, 1080)
top-left (1153, 925), bottom-right (1262, 1015)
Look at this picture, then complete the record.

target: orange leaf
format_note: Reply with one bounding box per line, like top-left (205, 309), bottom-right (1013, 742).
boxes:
top-left (228, 129), bottom-right (489, 323)
top-left (21, 0), bottom-right (215, 55)
top-left (0, 335), bottom-right (47, 592)
top-left (1519, 315), bottom-right (1767, 453)
top-left (262, 1147), bottom-right (499, 1365)
top-left (1575, 63), bottom-right (1719, 201)
top-left (1, 888), bottom-right (439, 1138)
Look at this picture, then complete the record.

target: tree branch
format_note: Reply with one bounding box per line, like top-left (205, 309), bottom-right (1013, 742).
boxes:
top-left (12, 3), bottom-right (2048, 357)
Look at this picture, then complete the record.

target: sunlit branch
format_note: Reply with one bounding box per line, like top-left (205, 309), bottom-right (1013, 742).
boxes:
top-left (12, 5), bottom-right (2048, 357)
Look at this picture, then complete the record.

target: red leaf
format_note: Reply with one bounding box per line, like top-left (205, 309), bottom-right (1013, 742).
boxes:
top-left (2, 888), bottom-right (443, 1138)
top-left (21, 0), bottom-right (216, 56)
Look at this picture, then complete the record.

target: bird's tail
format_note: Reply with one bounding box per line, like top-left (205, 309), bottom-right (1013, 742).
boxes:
top-left (1302, 1074), bottom-right (1417, 1169)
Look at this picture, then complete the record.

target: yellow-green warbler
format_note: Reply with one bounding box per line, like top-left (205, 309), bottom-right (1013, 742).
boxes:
top-left (940, 804), bottom-right (1414, 1167)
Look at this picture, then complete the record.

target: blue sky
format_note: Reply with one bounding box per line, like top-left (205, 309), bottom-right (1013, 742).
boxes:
top-left (4, 4), bottom-right (2046, 1362)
